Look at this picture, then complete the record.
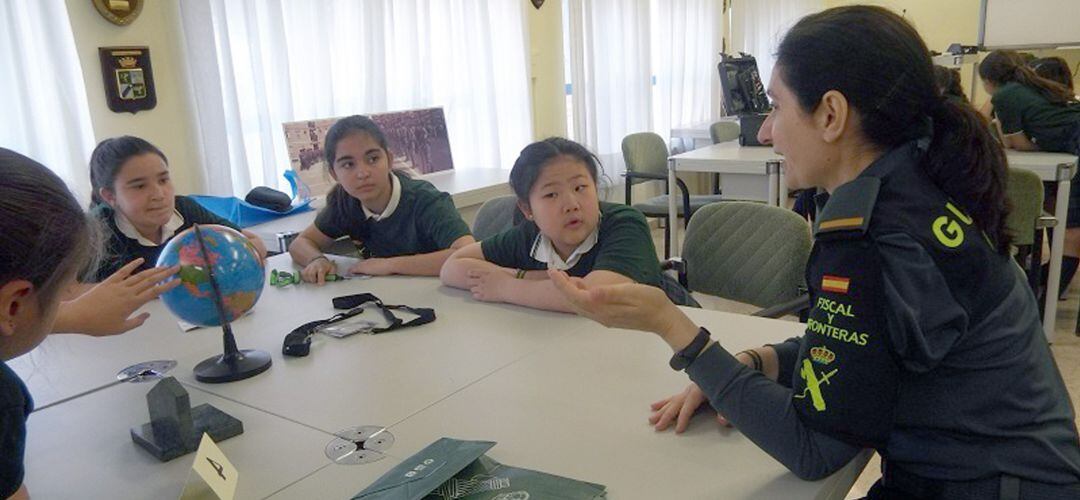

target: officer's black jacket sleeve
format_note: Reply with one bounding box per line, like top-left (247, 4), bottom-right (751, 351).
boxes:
top-left (687, 345), bottom-right (862, 480)
top-left (769, 337), bottom-right (802, 388)
top-left (877, 233), bottom-right (968, 372)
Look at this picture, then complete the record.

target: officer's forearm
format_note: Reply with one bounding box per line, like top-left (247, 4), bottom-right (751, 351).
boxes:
top-left (686, 344), bottom-right (863, 480)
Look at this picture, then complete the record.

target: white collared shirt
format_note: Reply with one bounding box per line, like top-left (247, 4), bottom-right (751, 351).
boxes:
top-left (530, 227), bottom-right (600, 270)
top-left (115, 209), bottom-right (185, 247)
top-left (361, 173), bottom-right (402, 221)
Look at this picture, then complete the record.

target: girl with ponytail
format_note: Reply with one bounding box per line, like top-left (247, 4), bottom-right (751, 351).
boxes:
top-left (546, 6), bottom-right (1080, 497)
top-left (980, 50), bottom-right (1080, 299)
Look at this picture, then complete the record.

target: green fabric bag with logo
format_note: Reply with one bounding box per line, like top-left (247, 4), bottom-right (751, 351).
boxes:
top-left (353, 438), bottom-right (606, 500)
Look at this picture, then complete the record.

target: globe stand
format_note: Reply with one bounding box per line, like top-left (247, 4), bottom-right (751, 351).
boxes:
top-left (191, 224), bottom-right (272, 384)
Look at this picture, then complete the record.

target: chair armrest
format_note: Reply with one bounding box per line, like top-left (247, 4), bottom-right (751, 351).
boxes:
top-left (660, 257), bottom-right (687, 288)
top-left (623, 171), bottom-right (669, 181)
top-left (1036, 214), bottom-right (1057, 229)
top-left (752, 294), bottom-right (811, 319)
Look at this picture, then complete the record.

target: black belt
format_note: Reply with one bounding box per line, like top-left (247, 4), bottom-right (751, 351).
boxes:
top-left (878, 460), bottom-right (1080, 500)
top-left (282, 292), bottom-right (436, 357)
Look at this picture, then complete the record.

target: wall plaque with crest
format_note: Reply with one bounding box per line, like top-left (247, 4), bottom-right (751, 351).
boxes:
top-left (99, 46), bottom-right (157, 114)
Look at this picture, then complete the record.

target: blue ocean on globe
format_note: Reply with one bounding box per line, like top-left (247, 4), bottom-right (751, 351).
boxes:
top-left (156, 225), bottom-right (265, 327)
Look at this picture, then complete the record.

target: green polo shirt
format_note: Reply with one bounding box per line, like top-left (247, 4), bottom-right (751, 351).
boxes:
top-left (480, 202), bottom-right (661, 286)
top-left (992, 81), bottom-right (1080, 152)
top-left (315, 171), bottom-right (471, 258)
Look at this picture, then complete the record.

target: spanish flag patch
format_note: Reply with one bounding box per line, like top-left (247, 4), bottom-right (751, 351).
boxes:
top-left (821, 275), bottom-right (850, 294)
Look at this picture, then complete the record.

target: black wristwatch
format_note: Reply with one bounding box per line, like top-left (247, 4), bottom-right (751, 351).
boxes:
top-left (669, 327), bottom-right (712, 371)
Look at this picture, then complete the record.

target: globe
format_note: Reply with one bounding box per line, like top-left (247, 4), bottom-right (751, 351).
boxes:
top-left (156, 225), bottom-right (265, 327)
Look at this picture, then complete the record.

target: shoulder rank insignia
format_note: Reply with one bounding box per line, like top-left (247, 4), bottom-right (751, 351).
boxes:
top-left (814, 177), bottom-right (880, 237)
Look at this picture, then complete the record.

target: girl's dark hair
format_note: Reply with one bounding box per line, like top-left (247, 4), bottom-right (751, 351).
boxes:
top-left (776, 5), bottom-right (1011, 253)
top-left (934, 65), bottom-right (967, 101)
top-left (89, 136), bottom-right (168, 207)
top-left (323, 115), bottom-right (392, 208)
top-left (1030, 56), bottom-right (1075, 93)
top-left (979, 50), bottom-right (1075, 105)
top-left (1, 148), bottom-right (98, 305)
top-left (509, 137), bottom-right (601, 205)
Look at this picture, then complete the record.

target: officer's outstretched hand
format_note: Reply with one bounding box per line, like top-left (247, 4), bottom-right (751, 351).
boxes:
top-left (548, 268), bottom-right (693, 337)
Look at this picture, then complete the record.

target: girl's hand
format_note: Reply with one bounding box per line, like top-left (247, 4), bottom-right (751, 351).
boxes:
top-left (58, 259), bottom-right (181, 336)
top-left (300, 256), bottom-right (337, 285)
top-left (466, 268), bottom-right (512, 302)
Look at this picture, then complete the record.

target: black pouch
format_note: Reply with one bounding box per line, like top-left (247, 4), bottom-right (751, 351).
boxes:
top-left (245, 186), bottom-right (292, 212)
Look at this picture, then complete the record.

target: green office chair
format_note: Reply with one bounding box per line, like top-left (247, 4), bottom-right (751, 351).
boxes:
top-left (668, 201), bottom-right (812, 317)
top-left (472, 195), bottom-right (521, 240)
top-left (1005, 168), bottom-right (1050, 292)
top-left (622, 132), bottom-right (724, 258)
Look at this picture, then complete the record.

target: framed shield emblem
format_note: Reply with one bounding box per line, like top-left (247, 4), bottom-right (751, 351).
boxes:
top-left (91, 0), bottom-right (143, 26)
top-left (99, 47), bottom-right (157, 114)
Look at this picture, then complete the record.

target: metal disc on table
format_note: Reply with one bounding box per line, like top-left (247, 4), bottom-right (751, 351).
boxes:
top-left (116, 360), bottom-right (178, 382)
top-left (325, 425), bottom-right (394, 465)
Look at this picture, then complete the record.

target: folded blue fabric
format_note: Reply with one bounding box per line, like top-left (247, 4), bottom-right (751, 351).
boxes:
top-left (189, 195), bottom-right (313, 228)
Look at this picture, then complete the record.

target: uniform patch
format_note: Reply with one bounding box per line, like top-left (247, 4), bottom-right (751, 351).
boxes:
top-left (794, 359), bottom-right (838, 412)
top-left (821, 275), bottom-right (850, 294)
top-left (932, 202), bottom-right (972, 249)
top-left (818, 217), bottom-right (864, 231)
top-left (810, 346), bottom-right (836, 365)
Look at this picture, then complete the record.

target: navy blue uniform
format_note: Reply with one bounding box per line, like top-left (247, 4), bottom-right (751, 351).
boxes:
top-left (686, 142), bottom-right (1080, 499)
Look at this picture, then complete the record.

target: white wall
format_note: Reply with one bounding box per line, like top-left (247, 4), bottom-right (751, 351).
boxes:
top-left (65, 0), bottom-right (203, 194)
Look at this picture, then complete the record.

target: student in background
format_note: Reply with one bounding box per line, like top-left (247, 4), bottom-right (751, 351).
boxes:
top-left (1031, 56), bottom-right (1075, 94)
top-left (440, 137), bottom-right (662, 313)
top-left (0, 149), bottom-right (117, 499)
top-left (288, 115), bottom-right (473, 283)
top-left (980, 50), bottom-right (1080, 299)
top-left (934, 65), bottom-right (968, 104)
top-left (551, 7), bottom-right (1080, 498)
top-left (88, 136), bottom-right (267, 282)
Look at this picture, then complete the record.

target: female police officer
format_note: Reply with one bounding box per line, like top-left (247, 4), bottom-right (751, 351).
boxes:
top-left (548, 6), bottom-right (1080, 499)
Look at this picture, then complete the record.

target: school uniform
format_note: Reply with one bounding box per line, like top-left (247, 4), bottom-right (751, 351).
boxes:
top-left (684, 141), bottom-right (1080, 499)
top-left (0, 360), bottom-right (32, 498)
top-left (480, 202), bottom-right (662, 287)
top-left (91, 196), bottom-right (239, 281)
top-left (315, 171), bottom-right (471, 257)
top-left (992, 82), bottom-right (1080, 225)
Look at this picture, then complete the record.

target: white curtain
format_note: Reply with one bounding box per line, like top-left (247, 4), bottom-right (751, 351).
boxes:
top-left (566, 0), bottom-right (723, 177)
top-left (652, 0), bottom-right (724, 144)
top-left (729, 0), bottom-right (822, 90)
top-left (0, 0), bottom-right (95, 203)
top-left (567, 0), bottom-right (652, 178)
top-left (179, 0), bottom-right (533, 197)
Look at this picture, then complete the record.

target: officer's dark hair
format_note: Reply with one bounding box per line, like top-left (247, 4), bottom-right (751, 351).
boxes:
top-left (979, 50), bottom-right (1076, 105)
top-left (89, 136), bottom-right (168, 208)
top-left (1029, 56), bottom-right (1075, 93)
top-left (777, 6), bottom-right (1012, 253)
top-left (323, 115), bottom-right (393, 209)
top-left (933, 65), bottom-right (967, 102)
top-left (2, 148), bottom-right (99, 306)
top-left (509, 137), bottom-right (600, 206)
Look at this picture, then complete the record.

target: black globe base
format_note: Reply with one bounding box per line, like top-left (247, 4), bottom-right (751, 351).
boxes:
top-left (193, 349), bottom-right (272, 383)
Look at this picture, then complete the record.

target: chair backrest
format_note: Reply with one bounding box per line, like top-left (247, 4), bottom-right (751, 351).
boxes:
top-left (709, 121), bottom-right (740, 144)
top-left (621, 132), bottom-right (669, 181)
top-left (1005, 168), bottom-right (1043, 247)
top-left (472, 195), bottom-right (521, 240)
top-left (683, 202), bottom-right (812, 308)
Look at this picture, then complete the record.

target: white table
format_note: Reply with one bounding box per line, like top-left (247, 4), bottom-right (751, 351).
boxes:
top-left (667, 143), bottom-right (1079, 342)
top-left (16, 255), bottom-right (868, 499)
top-left (667, 142), bottom-right (784, 244)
